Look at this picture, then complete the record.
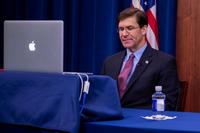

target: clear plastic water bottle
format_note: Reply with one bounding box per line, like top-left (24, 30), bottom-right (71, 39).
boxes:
top-left (152, 86), bottom-right (166, 113)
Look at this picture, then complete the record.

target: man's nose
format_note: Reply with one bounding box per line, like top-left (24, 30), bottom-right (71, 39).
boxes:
top-left (121, 29), bottom-right (129, 36)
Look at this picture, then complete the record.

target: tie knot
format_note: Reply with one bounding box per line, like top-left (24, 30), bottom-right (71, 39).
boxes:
top-left (129, 54), bottom-right (134, 60)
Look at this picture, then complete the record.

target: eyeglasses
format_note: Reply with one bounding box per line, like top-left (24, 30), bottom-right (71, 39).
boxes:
top-left (117, 26), bottom-right (140, 33)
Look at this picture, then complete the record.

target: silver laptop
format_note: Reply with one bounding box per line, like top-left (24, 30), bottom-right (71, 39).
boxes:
top-left (4, 20), bottom-right (64, 73)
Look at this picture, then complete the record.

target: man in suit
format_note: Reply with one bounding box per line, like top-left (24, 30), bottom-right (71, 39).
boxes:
top-left (101, 7), bottom-right (180, 110)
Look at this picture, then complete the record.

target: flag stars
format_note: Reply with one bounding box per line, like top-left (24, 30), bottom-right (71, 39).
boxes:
top-left (144, 1), bottom-right (148, 6)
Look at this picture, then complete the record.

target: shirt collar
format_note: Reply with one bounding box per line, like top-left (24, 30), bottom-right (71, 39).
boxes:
top-left (126, 43), bottom-right (147, 61)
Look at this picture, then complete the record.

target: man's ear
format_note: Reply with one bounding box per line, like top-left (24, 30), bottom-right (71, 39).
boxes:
top-left (141, 25), bottom-right (148, 35)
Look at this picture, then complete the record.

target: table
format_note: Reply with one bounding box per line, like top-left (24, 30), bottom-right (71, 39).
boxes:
top-left (0, 71), bottom-right (122, 133)
top-left (82, 108), bottom-right (200, 133)
top-left (0, 71), bottom-right (81, 133)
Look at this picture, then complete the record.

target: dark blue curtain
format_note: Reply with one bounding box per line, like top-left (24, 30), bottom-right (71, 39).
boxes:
top-left (0, 0), bottom-right (176, 74)
top-left (157, 0), bottom-right (177, 55)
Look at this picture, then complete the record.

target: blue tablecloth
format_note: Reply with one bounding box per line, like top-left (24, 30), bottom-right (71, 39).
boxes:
top-left (0, 71), bottom-right (81, 133)
top-left (0, 71), bottom-right (122, 133)
top-left (82, 108), bottom-right (200, 133)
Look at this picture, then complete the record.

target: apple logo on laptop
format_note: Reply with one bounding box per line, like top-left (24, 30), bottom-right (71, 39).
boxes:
top-left (28, 41), bottom-right (36, 51)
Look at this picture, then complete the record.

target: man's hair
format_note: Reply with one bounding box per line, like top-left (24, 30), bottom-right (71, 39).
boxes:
top-left (118, 7), bottom-right (148, 28)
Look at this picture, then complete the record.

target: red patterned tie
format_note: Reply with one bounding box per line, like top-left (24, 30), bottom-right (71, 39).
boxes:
top-left (118, 54), bottom-right (134, 98)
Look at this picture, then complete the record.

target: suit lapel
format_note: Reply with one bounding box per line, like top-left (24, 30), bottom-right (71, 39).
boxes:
top-left (113, 51), bottom-right (126, 79)
top-left (125, 46), bottom-right (154, 92)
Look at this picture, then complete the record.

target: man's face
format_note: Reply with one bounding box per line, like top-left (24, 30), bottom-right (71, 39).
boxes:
top-left (118, 16), bottom-right (147, 52)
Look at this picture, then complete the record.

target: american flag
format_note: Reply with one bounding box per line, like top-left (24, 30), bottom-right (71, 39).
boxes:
top-left (132, 0), bottom-right (159, 49)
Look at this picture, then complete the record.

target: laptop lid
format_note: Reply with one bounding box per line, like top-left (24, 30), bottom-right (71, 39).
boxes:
top-left (4, 20), bottom-right (64, 73)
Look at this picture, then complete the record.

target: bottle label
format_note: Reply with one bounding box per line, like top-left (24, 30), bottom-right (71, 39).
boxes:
top-left (152, 99), bottom-right (165, 111)
top-left (156, 99), bottom-right (165, 111)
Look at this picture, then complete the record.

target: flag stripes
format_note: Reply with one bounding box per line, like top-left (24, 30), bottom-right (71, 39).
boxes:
top-left (132, 0), bottom-right (159, 49)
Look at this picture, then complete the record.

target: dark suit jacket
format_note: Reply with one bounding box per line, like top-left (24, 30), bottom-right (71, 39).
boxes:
top-left (101, 46), bottom-right (180, 111)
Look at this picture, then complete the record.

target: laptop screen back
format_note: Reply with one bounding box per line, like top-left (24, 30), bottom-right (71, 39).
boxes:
top-left (4, 20), bottom-right (64, 73)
